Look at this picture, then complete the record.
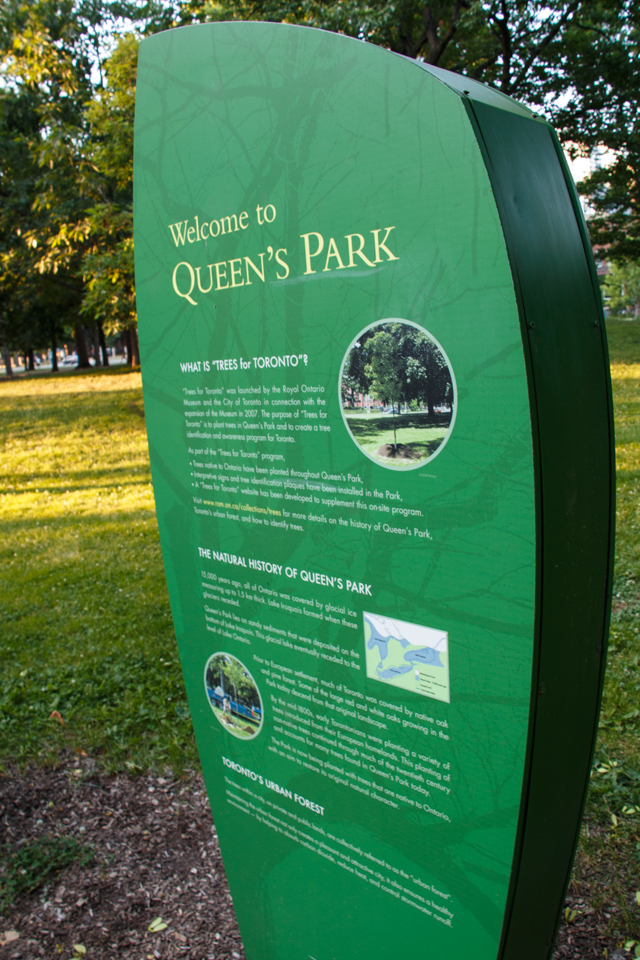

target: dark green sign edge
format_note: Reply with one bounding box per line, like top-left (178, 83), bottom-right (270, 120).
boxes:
top-left (416, 64), bottom-right (615, 960)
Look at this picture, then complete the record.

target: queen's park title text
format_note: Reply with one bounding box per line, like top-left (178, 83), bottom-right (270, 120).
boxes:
top-left (168, 201), bottom-right (399, 306)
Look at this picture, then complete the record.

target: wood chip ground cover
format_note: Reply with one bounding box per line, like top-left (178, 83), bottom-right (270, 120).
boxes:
top-left (0, 761), bottom-right (245, 960)
top-left (0, 758), bottom-right (630, 960)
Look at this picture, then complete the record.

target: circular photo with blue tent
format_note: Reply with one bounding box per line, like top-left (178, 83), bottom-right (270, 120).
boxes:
top-left (204, 652), bottom-right (263, 740)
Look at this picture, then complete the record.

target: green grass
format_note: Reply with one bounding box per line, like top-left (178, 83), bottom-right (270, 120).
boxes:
top-left (2, 325), bottom-right (640, 940)
top-left (0, 368), bottom-right (196, 775)
top-left (591, 320), bottom-right (640, 817)
top-left (567, 319), bottom-right (640, 945)
top-left (210, 702), bottom-right (261, 738)
top-left (0, 836), bottom-right (94, 914)
top-left (606, 317), bottom-right (640, 365)
top-left (344, 411), bottom-right (450, 467)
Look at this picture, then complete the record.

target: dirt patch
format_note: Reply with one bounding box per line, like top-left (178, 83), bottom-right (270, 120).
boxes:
top-left (0, 759), bottom-right (620, 959)
top-left (0, 759), bottom-right (244, 960)
top-left (376, 443), bottom-right (422, 461)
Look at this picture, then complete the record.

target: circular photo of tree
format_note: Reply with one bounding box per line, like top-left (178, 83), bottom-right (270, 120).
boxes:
top-left (340, 319), bottom-right (456, 470)
top-left (204, 653), bottom-right (263, 740)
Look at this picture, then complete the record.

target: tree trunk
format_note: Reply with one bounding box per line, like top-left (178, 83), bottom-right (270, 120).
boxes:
top-left (130, 325), bottom-right (140, 366)
top-left (27, 347), bottom-right (34, 371)
top-left (0, 314), bottom-right (11, 377)
top-left (92, 326), bottom-right (102, 367)
top-left (1, 345), bottom-right (12, 377)
top-left (124, 327), bottom-right (132, 366)
top-left (425, 373), bottom-right (434, 418)
top-left (74, 323), bottom-right (91, 368)
top-left (98, 321), bottom-right (109, 366)
top-left (50, 318), bottom-right (58, 372)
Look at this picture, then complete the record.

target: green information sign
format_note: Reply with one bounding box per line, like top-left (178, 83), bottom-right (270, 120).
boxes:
top-left (133, 23), bottom-right (614, 960)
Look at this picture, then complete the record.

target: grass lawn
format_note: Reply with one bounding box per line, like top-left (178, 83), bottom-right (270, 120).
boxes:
top-left (344, 410), bottom-right (450, 467)
top-left (1, 322), bottom-right (640, 941)
top-left (209, 702), bottom-right (261, 739)
top-left (0, 368), bottom-right (195, 775)
top-left (573, 319), bottom-right (640, 945)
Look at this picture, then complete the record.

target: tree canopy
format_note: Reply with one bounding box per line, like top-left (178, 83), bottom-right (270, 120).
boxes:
top-left (342, 322), bottom-right (453, 444)
top-left (604, 262), bottom-right (640, 319)
top-left (0, 0), bottom-right (638, 372)
top-left (548, 1), bottom-right (640, 261)
top-left (206, 655), bottom-right (261, 710)
top-left (0, 0), bottom-right (170, 369)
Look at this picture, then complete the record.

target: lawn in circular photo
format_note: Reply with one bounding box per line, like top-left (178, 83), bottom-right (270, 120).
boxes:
top-left (204, 652), bottom-right (263, 740)
top-left (340, 319), bottom-right (457, 470)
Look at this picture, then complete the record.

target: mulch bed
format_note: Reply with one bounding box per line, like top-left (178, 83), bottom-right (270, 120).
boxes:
top-left (0, 759), bottom-right (619, 959)
top-left (0, 760), bottom-right (245, 960)
top-left (376, 442), bottom-right (422, 460)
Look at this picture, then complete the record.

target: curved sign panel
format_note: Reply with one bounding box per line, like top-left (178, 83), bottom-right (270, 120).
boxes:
top-left (134, 23), bottom-right (613, 960)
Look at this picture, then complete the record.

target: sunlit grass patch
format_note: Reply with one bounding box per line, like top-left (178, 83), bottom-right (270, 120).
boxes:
top-left (344, 412), bottom-right (449, 468)
top-left (0, 369), bottom-right (196, 774)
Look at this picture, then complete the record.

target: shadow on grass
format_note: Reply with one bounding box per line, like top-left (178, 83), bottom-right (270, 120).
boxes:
top-left (0, 473), bottom-right (151, 495)
top-left (375, 439), bottom-right (444, 461)
top-left (345, 413), bottom-right (451, 441)
top-left (0, 392), bottom-right (147, 460)
top-left (0, 648), bottom-right (195, 774)
top-left (0, 504), bottom-right (161, 563)
top-left (0, 365), bottom-right (140, 385)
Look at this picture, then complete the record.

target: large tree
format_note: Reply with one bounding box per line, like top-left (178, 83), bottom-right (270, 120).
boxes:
top-left (73, 33), bottom-right (139, 363)
top-left (0, 1), bottom-right (171, 371)
top-left (547, 0), bottom-right (640, 259)
top-left (403, 326), bottom-right (452, 415)
top-left (192, 0), bottom-right (639, 259)
top-left (343, 323), bottom-right (452, 447)
top-left (0, 0), bottom-right (637, 376)
top-left (191, 0), bottom-right (626, 102)
top-left (604, 262), bottom-right (640, 320)
top-left (0, 2), bottom-right (91, 372)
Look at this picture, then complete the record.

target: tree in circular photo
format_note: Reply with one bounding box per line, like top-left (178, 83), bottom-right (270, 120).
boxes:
top-left (204, 653), bottom-right (263, 740)
top-left (340, 319), bottom-right (456, 469)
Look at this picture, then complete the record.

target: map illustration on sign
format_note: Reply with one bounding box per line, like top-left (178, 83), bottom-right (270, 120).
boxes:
top-left (364, 612), bottom-right (450, 703)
